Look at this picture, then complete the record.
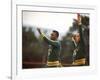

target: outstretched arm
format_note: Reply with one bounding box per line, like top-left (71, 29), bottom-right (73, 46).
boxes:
top-left (77, 14), bottom-right (85, 48)
top-left (37, 28), bottom-right (59, 46)
top-left (77, 14), bottom-right (83, 41)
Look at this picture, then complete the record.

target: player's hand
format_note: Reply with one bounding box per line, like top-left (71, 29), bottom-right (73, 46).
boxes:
top-left (77, 13), bottom-right (81, 26)
top-left (37, 28), bottom-right (40, 32)
top-left (37, 28), bottom-right (41, 34)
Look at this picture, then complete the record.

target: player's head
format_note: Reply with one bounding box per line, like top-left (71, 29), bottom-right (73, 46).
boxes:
top-left (73, 33), bottom-right (80, 43)
top-left (50, 30), bottom-right (59, 40)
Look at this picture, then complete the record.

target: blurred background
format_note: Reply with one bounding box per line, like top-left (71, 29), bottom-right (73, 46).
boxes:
top-left (22, 11), bottom-right (89, 69)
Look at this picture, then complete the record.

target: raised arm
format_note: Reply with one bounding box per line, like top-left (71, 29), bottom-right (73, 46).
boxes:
top-left (37, 28), bottom-right (59, 46)
top-left (77, 14), bottom-right (85, 47)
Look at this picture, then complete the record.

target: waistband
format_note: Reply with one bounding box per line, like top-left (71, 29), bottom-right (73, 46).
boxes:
top-left (47, 61), bottom-right (62, 67)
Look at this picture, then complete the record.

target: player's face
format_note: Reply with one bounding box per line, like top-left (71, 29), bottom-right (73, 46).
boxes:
top-left (74, 33), bottom-right (80, 43)
top-left (50, 32), bottom-right (57, 40)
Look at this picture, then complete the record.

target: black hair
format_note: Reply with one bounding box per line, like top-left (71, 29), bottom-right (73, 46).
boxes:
top-left (53, 30), bottom-right (59, 38)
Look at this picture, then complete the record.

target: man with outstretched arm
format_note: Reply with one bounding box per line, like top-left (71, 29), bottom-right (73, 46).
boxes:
top-left (37, 28), bottom-right (62, 67)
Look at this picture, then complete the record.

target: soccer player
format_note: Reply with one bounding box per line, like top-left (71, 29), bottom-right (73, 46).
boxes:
top-left (72, 14), bottom-right (86, 66)
top-left (37, 28), bottom-right (62, 67)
